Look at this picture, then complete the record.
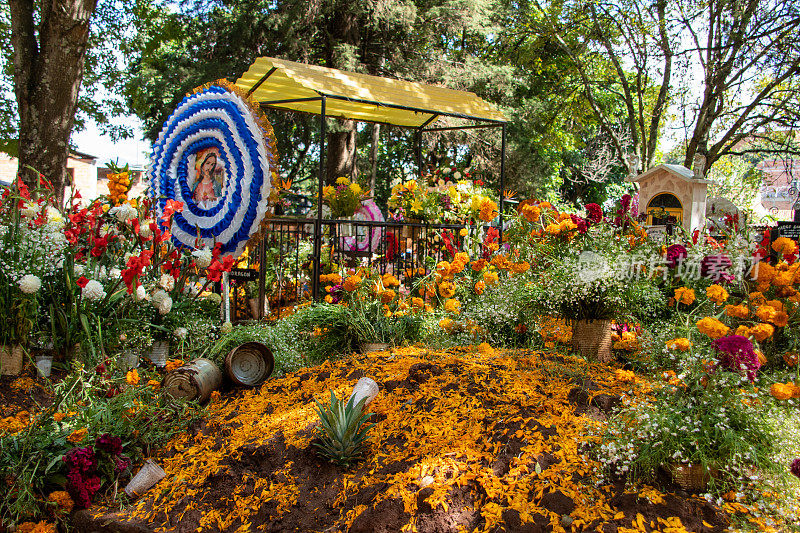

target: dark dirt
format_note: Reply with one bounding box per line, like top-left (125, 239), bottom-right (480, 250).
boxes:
top-left (70, 351), bottom-right (738, 533)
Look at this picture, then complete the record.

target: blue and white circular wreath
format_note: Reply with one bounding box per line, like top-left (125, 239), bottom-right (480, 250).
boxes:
top-left (148, 81), bottom-right (278, 258)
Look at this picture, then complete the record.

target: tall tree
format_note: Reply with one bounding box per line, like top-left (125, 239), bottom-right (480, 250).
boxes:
top-left (528, 0), bottom-right (800, 174)
top-left (9, 0), bottom-right (98, 194)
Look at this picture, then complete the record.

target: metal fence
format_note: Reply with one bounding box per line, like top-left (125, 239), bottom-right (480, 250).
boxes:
top-left (229, 217), bottom-right (486, 321)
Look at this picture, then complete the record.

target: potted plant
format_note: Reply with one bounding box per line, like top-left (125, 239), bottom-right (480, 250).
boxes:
top-left (320, 177), bottom-right (369, 236)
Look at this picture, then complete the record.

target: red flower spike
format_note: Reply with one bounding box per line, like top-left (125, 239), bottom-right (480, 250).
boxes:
top-left (76, 276), bottom-right (90, 289)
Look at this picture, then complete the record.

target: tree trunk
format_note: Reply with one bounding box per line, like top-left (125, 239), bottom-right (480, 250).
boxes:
top-left (325, 119), bottom-right (358, 183)
top-left (369, 123), bottom-right (380, 194)
top-left (9, 0), bottom-right (97, 202)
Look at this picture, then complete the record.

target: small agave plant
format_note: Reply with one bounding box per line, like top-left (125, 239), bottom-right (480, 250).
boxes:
top-left (313, 390), bottom-right (375, 466)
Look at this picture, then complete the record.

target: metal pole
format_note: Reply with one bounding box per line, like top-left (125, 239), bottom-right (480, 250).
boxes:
top-left (257, 239), bottom-right (266, 320)
top-left (312, 95), bottom-right (327, 301)
top-left (499, 123), bottom-right (507, 244)
top-left (415, 128), bottom-right (423, 177)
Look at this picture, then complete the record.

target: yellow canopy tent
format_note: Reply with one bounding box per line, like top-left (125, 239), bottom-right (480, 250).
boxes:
top-left (235, 57), bottom-right (508, 300)
top-left (236, 56), bottom-right (507, 127)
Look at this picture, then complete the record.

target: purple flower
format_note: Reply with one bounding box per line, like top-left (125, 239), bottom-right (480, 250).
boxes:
top-left (665, 244), bottom-right (688, 269)
top-left (791, 458), bottom-right (800, 479)
top-left (585, 203), bottom-right (603, 223)
top-left (701, 254), bottom-right (733, 282)
top-left (114, 455), bottom-right (131, 473)
top-left (713, 335), bottom-right (761, 382)
top-left (63, 446), bottom-right (96, 473)
top-left (570, 214), bottom-right (589, 234)
top-left (95, 433), bottom-right (123, 456)
top-left (619, 194), bottom-right (631, 214)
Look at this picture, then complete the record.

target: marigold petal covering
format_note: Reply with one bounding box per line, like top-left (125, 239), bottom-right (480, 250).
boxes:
top-left (148, 81), bottom-right (279, 258)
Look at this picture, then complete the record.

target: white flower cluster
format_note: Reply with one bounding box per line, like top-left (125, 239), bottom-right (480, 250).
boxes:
top-left (0, 221), bottom-right (68, 284)
top-left (192, 247), bottom-right (213, 269)
top-left (109, 203), bottom-right (138, 222)
top-left (82, 280), bottom-right (106, 301)
top-left (19, 274), bottom-right (42, 294)
top-left (151, 289), bottom-right (173, 315)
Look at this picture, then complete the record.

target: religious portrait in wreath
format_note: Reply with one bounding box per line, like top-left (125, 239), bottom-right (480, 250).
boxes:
top-left (189, 147), bottom-right (225, 207)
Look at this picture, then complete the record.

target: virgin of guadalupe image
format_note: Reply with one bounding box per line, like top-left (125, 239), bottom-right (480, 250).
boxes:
top-left (191, 149), bottom-right (224, 206)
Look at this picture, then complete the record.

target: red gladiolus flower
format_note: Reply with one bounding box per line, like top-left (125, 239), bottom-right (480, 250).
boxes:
top-left (76, 276), bottom-right (90, 289)
top-left (160, 199), bottom-right (184, 226)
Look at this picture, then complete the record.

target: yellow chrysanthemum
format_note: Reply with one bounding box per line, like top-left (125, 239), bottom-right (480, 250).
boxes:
top-left (696, 317), bottom-right (730, 339)
top-left (674, 287), bottom-right (696, 306)
top-left (706, 284), bottom-right (729, 305)
top-left (665, 338), bottom-right (692, 352)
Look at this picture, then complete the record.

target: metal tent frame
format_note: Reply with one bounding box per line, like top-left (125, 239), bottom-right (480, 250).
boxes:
top-left (237, 58), bottom-right (508, 302)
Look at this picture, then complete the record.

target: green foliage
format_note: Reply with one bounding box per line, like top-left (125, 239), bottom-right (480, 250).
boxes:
top-left (313, 389), bottom-right (375, 467)
top-left (0, 362), bottom-right (202, 523)
top-left (204, 321), bottom-right (304, 376)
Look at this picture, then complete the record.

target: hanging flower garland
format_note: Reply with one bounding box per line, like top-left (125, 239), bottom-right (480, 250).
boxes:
top-left (148, 80), bottom-right (279, 258)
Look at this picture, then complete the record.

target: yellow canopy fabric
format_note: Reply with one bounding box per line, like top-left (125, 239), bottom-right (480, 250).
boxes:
top-left (236, 57), bottom-right (507, 128)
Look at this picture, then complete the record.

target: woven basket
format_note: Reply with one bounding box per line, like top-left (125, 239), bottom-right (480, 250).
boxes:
top-left (667, 462), bottom-right (718, 491)
top-left (570, 319), bottom-right (613, 363)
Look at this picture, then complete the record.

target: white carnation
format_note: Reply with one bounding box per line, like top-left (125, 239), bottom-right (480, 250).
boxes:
top-left (109, 268), bottom-right (121, 279)
top-left (453, 171), bottom-right (462, 180)
top-left (19, 274), bottom-right (42, 294)
top-left (20, 201), bottom-right (38, 218)
top-left (46, 206), bottom-right (64, 229)
top-left (151, 289), bottom-right (168, 306)
top-left (139, 220), bottom-right (153, 238)
top-left (109, 203), bottom-right (138, 222)
top-left (157, 295), bottom-right (173, 315)
top-left (134, 284), bottom-right (147, 301)
top-left (442, 167), bottom-right (451, 175)
top-left (82, 280), bottom-right (106, 300)
top-left (192, 247), bottom-right (213, 269)
top-left (159, 273), bottom-right (175, 291)
top-left (174, 327), bottom-right (188, 340)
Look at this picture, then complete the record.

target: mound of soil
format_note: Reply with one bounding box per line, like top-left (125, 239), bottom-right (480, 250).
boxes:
top-left (76, 347), bottom-right (741, 532)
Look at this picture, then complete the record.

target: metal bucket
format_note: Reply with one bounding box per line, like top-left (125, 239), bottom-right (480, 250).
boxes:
top-left (225, 342), bottom-right (274, 387)
top-left (162, 358), bottom-right (222, 403)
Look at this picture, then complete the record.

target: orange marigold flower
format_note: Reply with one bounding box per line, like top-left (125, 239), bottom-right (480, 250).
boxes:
top-left (444, 298), bottom-right (461, 314)
top-left (324, 295), bottom-right (334, 304)
top-left (750, 323), bottom-right (775, 342)
top-left (471, 259), bottom-right (487, 272)
top-left (773, 271), bottom-right (794, 287)
top-left (47, 491), bottom-right (74, 514)
top-left (67, 428), bottom-right (88, 444)
top-left (474, 280), bottom-right (486, 295)
top-left (411, 297), bottom-right (424, 310)
top-left (522, 204), bottom-right (541, 222)
top-left (770, 382), bottom-right (794, 401)
top-left (772, 311), bottom-right (789, 327)
top-left (16, 522), bottom-right (57, 533)
top-left (438, 281), bottom-right (456, 299)
top-left (439, 318), bottom-right (454, 332)
top-left (545, 223), bottom-right (561, 235)
top-left (772, 237), bottom-right (798, 256)
top-left (381, 273), bottom-right (400, 287)
top-left (483, 271), bottom-right (499, 287)
top-left (615, 369), bottom-right (636, 382)
top-left (343, 275), bottom-right (362, 291)
top-left (125, 369), bottom-right (140, 386)
top-left (165, 359), bottom-right (185, 373)
top-left (674, 287), bottom-right (696, 306)
top-left (665, 338), bottom-right (692, 351)
top-left (734, 325), bottom-right (751, 337)
top-left (478, 199), bottom-right (498, 222)
top-left (783, 352), bottom-right (799, 366)
top-left (749, 291), bottom-right (767, 305)
top-left (766, 299), bottom-right (785, 312)
top-left (696, 317), bottom-right (730, 339)
top-left (751, 262), bottom-right (776, 284)
top-left (148, 379), bottom-right (161, 390)
top-left (436, 261), bottom-right (451, 276)
top-left (755, 305), bottom-right (777, 323)
top-left (53, 412), bottom-right (65, 422)
top-left (706, 284), bottom-right (729, 305)
top-left (725, 304), bottom-right (749, 319)
top-left (380, 289), bottom-right (396, 304)
top-left (510, 261), bottom-right (530, 274)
